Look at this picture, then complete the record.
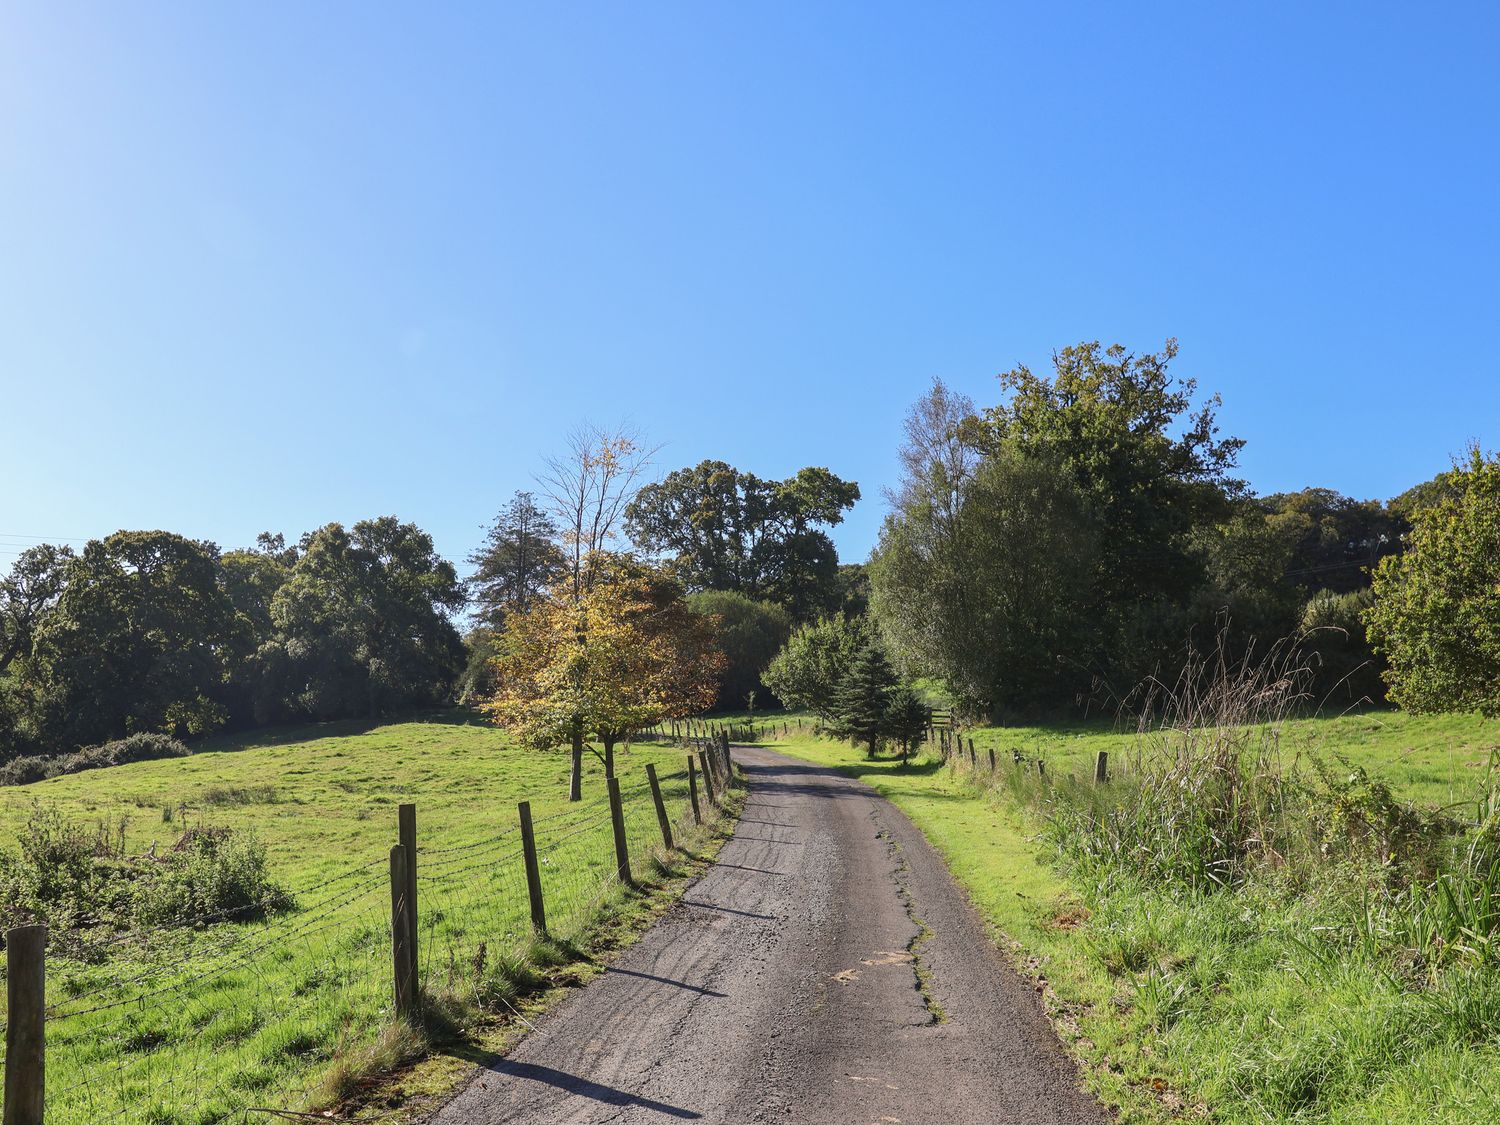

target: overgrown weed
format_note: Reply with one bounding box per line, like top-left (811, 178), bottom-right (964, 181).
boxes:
top-left (956, 634), bottom-right (1500, 1119)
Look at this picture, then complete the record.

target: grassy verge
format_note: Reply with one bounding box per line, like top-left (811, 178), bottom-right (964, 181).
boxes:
top-left (0, 714), bottom-right (740, 1123)
top-left (769, 708), bottom-right (1500, 1123)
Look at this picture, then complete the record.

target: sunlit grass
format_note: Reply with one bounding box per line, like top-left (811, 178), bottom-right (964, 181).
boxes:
top-left (769, 709), bottom-right (1500, 1123)
top-left (0, 713), bottom-right (726, 1123)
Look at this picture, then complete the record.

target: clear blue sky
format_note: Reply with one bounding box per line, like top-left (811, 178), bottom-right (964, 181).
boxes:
top-left (3, 2), bottom-right (1496, 576)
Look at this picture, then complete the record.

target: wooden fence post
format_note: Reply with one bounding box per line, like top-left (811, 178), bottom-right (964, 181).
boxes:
top-left (389, 845), bottom-right (417, 1020)
top-left (687, 755), bottom-right (702, 823)
top-left (988, 748), bottom-right (997, 773)
top-left (4, 923), bottom-right (46, 1125)
top-left (646, 764), bottom-right (674, 850)
top-left (398, 803), bottom-right (418, 987)
top-left (699, 750), bottom-right (717, 806)
top-left (518, 801), bottom-right (546, 934)
top-left (1094, 750), bottom-right (1109, 785)
top-left (607, 776), bottom-right (632, 885)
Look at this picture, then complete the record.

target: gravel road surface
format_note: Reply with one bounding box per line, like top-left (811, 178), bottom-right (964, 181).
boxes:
top-left (428, 745), bottom-right (1109, 1125)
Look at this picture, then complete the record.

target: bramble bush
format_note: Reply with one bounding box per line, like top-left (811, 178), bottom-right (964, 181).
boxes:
top-left (133, 827), bottom-right (290, 927)
top-left (0, 803), bottom-right (289, 934)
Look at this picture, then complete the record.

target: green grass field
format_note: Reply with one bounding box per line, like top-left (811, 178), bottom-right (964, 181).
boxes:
top-left (766, 708), bottom-right (1500, 1123)
top-left (959, 708), bottom-right (1500, 809)
top-left (0, 713), bottom-right (733, 1124)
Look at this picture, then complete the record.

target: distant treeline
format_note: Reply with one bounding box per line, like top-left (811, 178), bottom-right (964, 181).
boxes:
top-left (0, 519), bottom-right (467, 761)
top-left (0, 453), bottom-right (866, 761)
top-left (6, 339), bottom-right (1493, 762)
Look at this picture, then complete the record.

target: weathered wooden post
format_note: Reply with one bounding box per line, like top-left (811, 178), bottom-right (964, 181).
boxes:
top-left (607, 776), bottom-right (632, 885)
top-left (4, 924), bottom-right (46, 1125)
top-left (518, 801), bottom-right (546, 934)
top-left (699, 749), bottom-right (718, 806)
top-left (988, 748), bottom-right (997, 773)
top-left (389, 845), bottom-right (417, 1019)
top-left (646, 764), bottom-right (674, 850)
top-left (1094, 750), bottom-right (1109, 785)
top-left (687, 755), bottom-right (702, 823)
top-left (397, 803), bottom-right (418, 985)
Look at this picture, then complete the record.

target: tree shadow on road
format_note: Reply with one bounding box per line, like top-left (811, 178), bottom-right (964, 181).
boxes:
top-left (468, 1056), bottom-right (704, 1119)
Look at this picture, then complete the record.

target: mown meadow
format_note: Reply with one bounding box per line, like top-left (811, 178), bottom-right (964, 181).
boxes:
top-left (0, 713), bottom-right (735, 1124)
top-left (766, 707), bottom-right (1500, 1123)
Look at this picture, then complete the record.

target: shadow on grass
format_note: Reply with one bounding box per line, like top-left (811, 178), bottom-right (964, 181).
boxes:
top-left (188, 707), bottom-right (496, 756)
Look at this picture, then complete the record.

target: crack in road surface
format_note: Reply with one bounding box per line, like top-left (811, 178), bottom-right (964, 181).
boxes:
top-left (428, 747), bottom-right (1108, 1125)
top-left (878, 828), bottom-right (945, 1026)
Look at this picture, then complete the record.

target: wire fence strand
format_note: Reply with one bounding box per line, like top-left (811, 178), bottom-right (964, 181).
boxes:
top-left (15, 742), bottom-right (738, 1124)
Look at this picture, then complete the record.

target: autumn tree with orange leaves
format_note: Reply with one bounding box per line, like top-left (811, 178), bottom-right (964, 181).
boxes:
top-left (485, 552), bottom-right (723, 800)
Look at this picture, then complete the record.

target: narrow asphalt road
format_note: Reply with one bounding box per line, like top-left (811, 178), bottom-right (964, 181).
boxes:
top-left (429, 746), bottom-right (1109, 1125)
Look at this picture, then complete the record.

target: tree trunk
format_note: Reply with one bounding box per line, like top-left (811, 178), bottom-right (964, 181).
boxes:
top-left (867, 734), bottom-right (877, 759)
top-left (569, 728), bottom-right (584, 801)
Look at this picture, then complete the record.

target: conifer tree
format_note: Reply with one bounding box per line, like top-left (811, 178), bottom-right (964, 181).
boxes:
top-left (831, 641), bottom-right (899, 758)
top-left (884, 683), bottom-right (930, 766)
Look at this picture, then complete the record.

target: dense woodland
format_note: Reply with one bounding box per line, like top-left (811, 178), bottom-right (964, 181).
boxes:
top-left (2, 340), bottom-right (1496, 769)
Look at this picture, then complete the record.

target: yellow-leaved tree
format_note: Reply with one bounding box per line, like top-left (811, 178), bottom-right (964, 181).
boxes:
top-left (485, 552), bottom-right (723, 799)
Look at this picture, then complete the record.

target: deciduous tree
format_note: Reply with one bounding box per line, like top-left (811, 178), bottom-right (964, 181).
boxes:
top-left (625, 460), bottom-right (860, 620)
top-left (26, 532), bottom-right (241, 748)
top-left (872, 436), bottom-right (1099, 716)
top-left (0, 544), bottom-right (74, 677)
top-left (260, 518), bottom-right (466, 721)
top-left (1366, 446), bottom-right (1500, 715)
top-left (762, 613), bottom-right (871, 720)
top-left (486, 553), bottom-right (723, 798)
top-left (540, 424), bottom-right (656, 599)
top-left (687, 590), bottom-right (792, 710)
top-left (976, 340), bottom-right (1243, 683)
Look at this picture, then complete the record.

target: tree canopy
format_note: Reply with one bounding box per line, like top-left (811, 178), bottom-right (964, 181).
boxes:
top-left (686, 590), bottom-right (792, 711)
top-left (466, 491), bottom-right (564, 630)
top-left (25, 532), bottom-right (242, 748)
top-left (871, 346), bottom-right (1253, 716)
top-left (485, 553), bottom-right (723, 793)
top-left (762, 613), bottom-right (871, 720)
top-left (625, 460), bottom-right (860, 620)
top-left (259, 518), bottom-right (466, 721)
top-left (1366, 447), bottom-right (1500, 716)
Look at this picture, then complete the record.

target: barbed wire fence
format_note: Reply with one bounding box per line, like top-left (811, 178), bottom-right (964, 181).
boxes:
top-left (0, 734), bottom-right (740, 1124)
top-left (927, 722), bottom-right (1114, 790)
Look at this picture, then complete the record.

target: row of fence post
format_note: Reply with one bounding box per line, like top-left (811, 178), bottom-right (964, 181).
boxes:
top-left (928, 725), bottom-right (1110, 787)
top-left (385, 743), bottom-right (734, 1021)
top-left (0, 745), bottom-right (739, 1122)
top-left (660, 718), bottom-right (797, 744)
